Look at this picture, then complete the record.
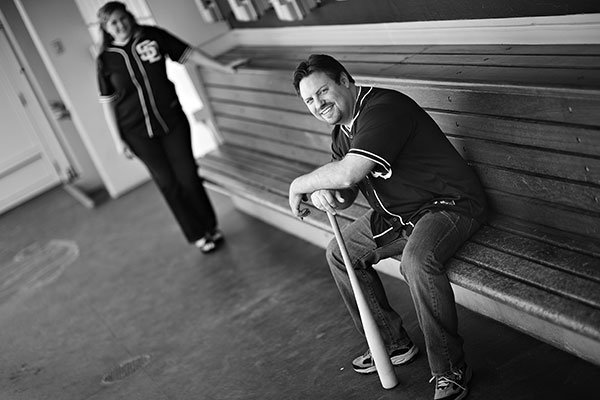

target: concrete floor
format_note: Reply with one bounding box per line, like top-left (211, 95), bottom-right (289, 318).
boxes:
top-left (0, 183), bottom-right (597, 400)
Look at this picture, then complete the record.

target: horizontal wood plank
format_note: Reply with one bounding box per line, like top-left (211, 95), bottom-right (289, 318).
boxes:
top-left (231, 58), bottom-right (600, 89)
top-left (206, 86), bottom-right (600, 160)
top-left (220, 129), bottom-right (331, 166)
top-left (488, 215), bottom-right (600, 258)
top-left (211, 101), bottom-right (328, 134)
top-left (202, 71), bottom-right (600, 127)
top-left (444, 257), bottom-right (600, 341)
top-left (472, 226), bottom-right (600, 282)
top-left (197, 44), bottom-right (600, 353)
top-left (472, 164), bottom-right (600, 214)
top-left (431, 111), bottom-right (600, 157)
top-left (225, 44), bottom-right (600, 57)
top-left (223, 51), bottom-right (600, 69)
top-left (487, 189), bottom-right (600, 240)
top-left (449, 137), bottom-right (599, 184)
top-left (457, 241), bottom-right (600, 308)
top-left (216, 115), bottom-right (331, 151)
top-left (210, 100), bottom-right (600, 185)
top-left (198, 145), bottom-right (600, 341)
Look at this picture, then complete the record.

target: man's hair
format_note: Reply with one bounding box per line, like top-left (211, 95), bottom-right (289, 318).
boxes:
top-left (292, 54), bottom-right (355, 95)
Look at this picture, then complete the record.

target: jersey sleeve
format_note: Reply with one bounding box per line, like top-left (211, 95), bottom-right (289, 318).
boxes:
top-left (153, 26), bottom-right (192, 64)
top-left (96, 57), bottom-right (117, 104)
top-left (348, 105), bottom-right (414, 179)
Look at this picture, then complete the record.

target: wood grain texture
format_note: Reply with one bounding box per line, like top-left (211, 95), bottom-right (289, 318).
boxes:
top-left (195, 43), bottom-right (600, 360)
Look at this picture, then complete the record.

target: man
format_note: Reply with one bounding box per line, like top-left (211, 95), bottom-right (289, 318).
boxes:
top-left (288, 54), bottom-right (488, 400)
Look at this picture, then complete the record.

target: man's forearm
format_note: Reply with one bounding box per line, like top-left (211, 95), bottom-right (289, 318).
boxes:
top-left (289, 155), bottom-right (373, 217)
top-left (293, 160), bottom-right (360, 194)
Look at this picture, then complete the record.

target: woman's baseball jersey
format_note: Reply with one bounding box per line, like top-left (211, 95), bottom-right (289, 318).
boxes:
top-left (97, 25), bottom-right (192, 138)
top-left (331, 86), bottom-right (488, 244)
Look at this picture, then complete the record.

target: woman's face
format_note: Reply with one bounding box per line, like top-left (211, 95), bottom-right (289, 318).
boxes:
top-left (104, 9), bottom-right (133, 43)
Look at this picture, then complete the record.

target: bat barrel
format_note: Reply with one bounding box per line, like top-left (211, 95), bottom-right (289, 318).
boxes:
top-left (327, 212), bottom-right (399, 389)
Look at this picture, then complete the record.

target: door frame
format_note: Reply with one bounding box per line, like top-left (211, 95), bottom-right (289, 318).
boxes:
top-left (0, 13), bottom-right (74, 183)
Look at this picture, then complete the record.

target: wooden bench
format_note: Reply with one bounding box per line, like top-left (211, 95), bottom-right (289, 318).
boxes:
top-left (194, 44), bottom-right (600, 366)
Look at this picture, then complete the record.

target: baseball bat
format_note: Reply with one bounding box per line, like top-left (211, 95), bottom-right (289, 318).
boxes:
top-left (327, 212), bottom-right (398, 389)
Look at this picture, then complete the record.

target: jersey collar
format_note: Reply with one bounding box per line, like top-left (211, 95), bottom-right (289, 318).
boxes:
top-left (341, 85), bottom-right (373, 138)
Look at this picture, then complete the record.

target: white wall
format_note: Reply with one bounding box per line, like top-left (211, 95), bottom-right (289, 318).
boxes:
top-left (12, 0), bottom-right (233, 198)
top-left (147, 0), bottom-right (232, 156)
top-left (0, 0), bottom-right (102, 193)
top-left (16, 0), bottom-right (150, 198)
top-left (146, 0), bottom-right (230, 48)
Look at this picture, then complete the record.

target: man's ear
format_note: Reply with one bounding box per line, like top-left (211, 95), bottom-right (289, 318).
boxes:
top-left (340, 72), bottom-right (350, 88)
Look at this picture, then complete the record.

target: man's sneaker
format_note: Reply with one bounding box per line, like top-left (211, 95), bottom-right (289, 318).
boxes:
top-left (429, 364), bottom-right (472, 400)
top-left (352, 342), bottom-right (419, 374)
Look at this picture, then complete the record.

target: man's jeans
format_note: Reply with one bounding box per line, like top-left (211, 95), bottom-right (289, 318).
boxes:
top-left (326, 209), bottom-right (481, 376)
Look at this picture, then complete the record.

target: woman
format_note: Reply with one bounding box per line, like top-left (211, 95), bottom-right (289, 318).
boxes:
top-left (96, 2), bottom-right (243, 253)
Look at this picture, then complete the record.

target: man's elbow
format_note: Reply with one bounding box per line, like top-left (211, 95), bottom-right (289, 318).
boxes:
top-left (339, 169), bottom-right (367, 188)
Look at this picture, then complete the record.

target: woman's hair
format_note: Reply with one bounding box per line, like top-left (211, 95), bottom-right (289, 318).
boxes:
top-left (97, 1), bottom-right (138, 50)
top-left (292, 54), bottom-right (355, 95)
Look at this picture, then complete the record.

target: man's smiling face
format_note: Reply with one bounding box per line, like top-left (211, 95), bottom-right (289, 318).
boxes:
top-left (299, 71), bottom-right (355, 126)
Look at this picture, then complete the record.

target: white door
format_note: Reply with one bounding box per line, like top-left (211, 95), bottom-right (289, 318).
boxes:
top-left (0, 24), bottom-right (61, 214)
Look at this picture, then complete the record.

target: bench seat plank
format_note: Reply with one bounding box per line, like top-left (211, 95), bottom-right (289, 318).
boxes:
top-left (488, 216), bottom-right (600, 259)
top-left (200, 145), bottom-right (599, 282)
top-left (200, 148), bottom-right (368, 222)
top-left (472, 227), bottom-right (600, 282)
top-left (197, 43), bottom-right (600, 364)
top-left (444, 258), bottom-right (600, 342)
top-left (198, 145), bottom-right (600, 343)
top-left (457, 241), bottom-right (600, 308)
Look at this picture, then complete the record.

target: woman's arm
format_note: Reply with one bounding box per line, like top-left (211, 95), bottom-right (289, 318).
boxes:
top-left (101, 102), bottom-right (132, 158)
top-left (185, 47), bottom-right (247, 73)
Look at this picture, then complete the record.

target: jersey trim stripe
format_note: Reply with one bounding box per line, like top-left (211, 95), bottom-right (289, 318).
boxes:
top-left (178, 46), bottom-right (192, 64)
top-left (99, 94), bottom-right (118, 103)
top-left (106, 46), bottom-right (154, 138)
top-left (348, 86), bottom-right (373, 130)
top-left (373, 226), bottom-right (393, 239)
top-left (348, 148), bottom-right (392, 176)
top-left (369, 179), bottom-right (413, 226)
top-left (131, 38), bottom-right (169, 133)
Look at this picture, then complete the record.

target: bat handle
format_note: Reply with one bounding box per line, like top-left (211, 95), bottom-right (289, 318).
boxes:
top-left (327, 212), bottom-right (399, 389)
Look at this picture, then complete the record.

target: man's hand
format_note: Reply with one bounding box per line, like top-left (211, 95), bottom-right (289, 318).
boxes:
top-left (288, 179), bottom-right (311, 219)
top-left (310, 189), bottom-right (346, 215)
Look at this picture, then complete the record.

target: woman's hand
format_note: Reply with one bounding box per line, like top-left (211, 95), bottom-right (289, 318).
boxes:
top-left (116, 141), bottom-right (134, 159)
top-left (222, 58), bottom-right (249, 73)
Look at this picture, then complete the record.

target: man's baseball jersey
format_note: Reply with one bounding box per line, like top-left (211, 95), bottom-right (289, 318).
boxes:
top-left (332, 86), bottom-right (488, 244)
top-left (97, 25), bottom-right (192, 138)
